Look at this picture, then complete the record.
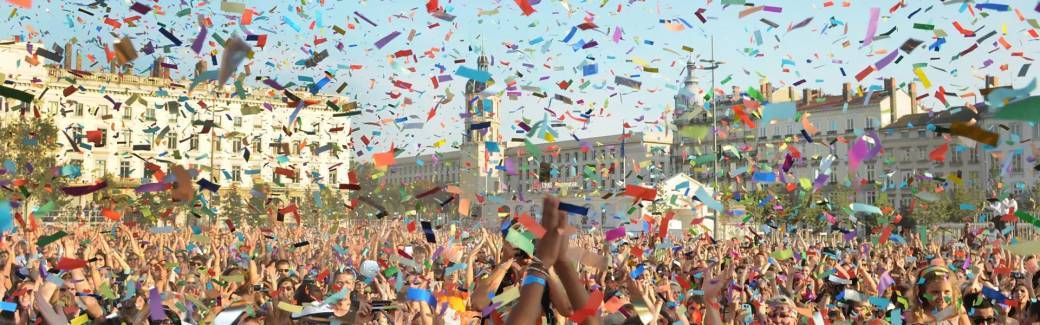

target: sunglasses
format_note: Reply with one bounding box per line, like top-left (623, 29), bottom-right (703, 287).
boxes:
top-left (971, 316), bottom-right (997, 324)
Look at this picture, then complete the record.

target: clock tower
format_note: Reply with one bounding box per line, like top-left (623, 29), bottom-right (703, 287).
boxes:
top-left (459, 52), bottom-right (503, 221)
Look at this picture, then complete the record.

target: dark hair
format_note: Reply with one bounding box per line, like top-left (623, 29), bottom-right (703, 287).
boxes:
top-left (294, 281), bottom-right (322, 304)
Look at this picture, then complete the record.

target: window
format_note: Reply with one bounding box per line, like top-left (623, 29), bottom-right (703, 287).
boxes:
top-left (846, 118), bottom-right (854, 131)
top-left (970, 148), bottom-right (979, 163)
top-left (293, 141), bottom-right (301, 154)
top-left (69, 159), bottom-right (83, 179)
top-left (144, 108), bottom-right (154, 120)
top-left (1012, 153), bottom-right (1023, 173)
top-left (95, 160), bottom-right (106, 178)
top-left (166, 133), bottom-right (177, 150)
top-left (123, 107), bottom-right (133, 119)
top-left (918, 146), bottom-right (927, 161)
top-left (830, 120), bottom-right (837, 132)
top-left (866, 191), bottom-right (876, 205)
top-left (329, 169), bottom-right (338, 184)
top-left (231, 166), bottom-right (242, 182)
top-left (273, 170), bottom-right (282, 184)
top-left (189, 135), bottom-right (199, 150)
top-left (865, 118), bottom-right (875, 129)
top-left (900, 196), bottom-right (912, 210)
top-left (232, 139), bottom-right (243, 153)
top-left (75, 103), bottom-right (84, 116)
top-left (214, 138), bottom-right (222, 151)
top-left (124, 130), bottom-right (133, 146)
top-left (119, 160), bottom-right (131, 178)
top-left (917, 130), bottom-right (926, 138)
top-left (951, 149), bottom-right (962, 163)
top-left (234, 117), bottom-right (242, 127)
top-left (252, 140), bottom-right (261, 154)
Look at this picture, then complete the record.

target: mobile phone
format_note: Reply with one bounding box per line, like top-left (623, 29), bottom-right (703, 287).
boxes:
top-left (371, 300), bottom-right (395, 310)
top-left (1013, 272), bottom-right (1025, 279)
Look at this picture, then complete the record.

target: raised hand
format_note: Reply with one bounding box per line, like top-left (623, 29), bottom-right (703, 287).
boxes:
top-left (534, 196), bottom-right (566, 266)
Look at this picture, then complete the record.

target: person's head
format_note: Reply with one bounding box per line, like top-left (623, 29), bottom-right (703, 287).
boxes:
top-left (764, 295), bottom-right (797, 325)
top-left (331, 269), bottom-right (356, 294)
top-left (914, 265), bottom-right (959, 312)
top-left (967, 298), bottom-right (998, 324)
top-left (275, 259), bottom-right (292, 277)
top-left (276, 276), bottom-right (299, 301)
top-left (1012, 283), bottom-right (1031, 301)
top-left (294, 280), bottom-right (322, 304)
top-left (848, 299), bottom-right (873, 320)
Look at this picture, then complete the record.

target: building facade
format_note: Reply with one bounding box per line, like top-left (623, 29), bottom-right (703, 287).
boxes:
top-left (0, 42), bottom-right (353, 221)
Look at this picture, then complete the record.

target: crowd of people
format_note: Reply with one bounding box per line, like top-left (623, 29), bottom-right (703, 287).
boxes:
top-left (0, 195), bottom-right (1036, 324)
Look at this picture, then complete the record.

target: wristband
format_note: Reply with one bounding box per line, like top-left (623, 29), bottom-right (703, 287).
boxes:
top-left (522, 274), bottom-right (546, 287)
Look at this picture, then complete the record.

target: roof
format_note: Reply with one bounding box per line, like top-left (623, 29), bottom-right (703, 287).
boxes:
top-left (797, 91), bottom-right (891, 112)
top-left (882, 104), bottom-right (990, 130)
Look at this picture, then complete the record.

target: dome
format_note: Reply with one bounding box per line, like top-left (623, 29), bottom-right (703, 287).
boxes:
top-left (674, 60), bottom-right (705, 114)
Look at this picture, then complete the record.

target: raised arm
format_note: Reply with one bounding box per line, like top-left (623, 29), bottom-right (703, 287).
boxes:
top-left (507, 197), bottom-right (566, 325)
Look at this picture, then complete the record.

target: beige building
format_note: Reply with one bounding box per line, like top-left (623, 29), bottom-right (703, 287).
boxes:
top-left (882, 77), bottom-right (1040, 216)
top-left (386, 54), bottom-right (676, 229)
top-left (0, 42), bottom-right (353, 221)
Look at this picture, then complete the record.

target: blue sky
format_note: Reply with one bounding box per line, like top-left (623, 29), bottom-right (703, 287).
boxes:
top-left (3, 0), bottom-right (1037, 161)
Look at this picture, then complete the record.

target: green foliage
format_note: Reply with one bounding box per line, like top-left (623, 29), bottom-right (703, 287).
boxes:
top-left (219, 184), bottom-right (251, 224)
top-left (0, 117), bottom-right (71, 218)
top-left (353, 162), bottom-right (437, 219)
top-left (910, 185), bottom-right (985, 225)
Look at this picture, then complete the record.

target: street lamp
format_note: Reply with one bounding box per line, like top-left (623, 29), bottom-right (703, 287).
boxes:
top-left (695, 36), bottom-right (724, 237)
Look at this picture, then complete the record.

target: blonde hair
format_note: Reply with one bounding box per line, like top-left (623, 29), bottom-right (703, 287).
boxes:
top-left (909, 265), bottom-right (965, 321)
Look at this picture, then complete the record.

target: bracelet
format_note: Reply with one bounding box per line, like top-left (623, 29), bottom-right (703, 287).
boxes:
top-left (522, 274), bottom-right (547, 287)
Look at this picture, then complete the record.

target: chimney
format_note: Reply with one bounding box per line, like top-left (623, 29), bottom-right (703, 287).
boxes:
top-left (759, 82), bottom-right (774, 102)
top-left (63, 42), bottom-right (73, 70)
top-left (985, 75), bottom-right (999, 88)
top-left (75, 50), bottom-right (82, 70)
top-left (885, 77), bottom-right (898, 122)
top-left (908, 82), bottom-right (918, 114)
top-left (802, 88), bottom-right (815, 105)
top-left (842, 82), bottom-right (853, 102)
top-left (194, 59), bottom-right (209, 77)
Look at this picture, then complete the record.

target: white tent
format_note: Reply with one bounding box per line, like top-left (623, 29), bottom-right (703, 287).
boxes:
top-left (653, 173), bottom-right (716, 236)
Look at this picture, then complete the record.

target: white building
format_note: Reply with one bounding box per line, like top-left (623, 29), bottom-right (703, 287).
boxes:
top-left (386, 53), bottom-right (675, 229)
top-left (0, 42), bottom-right (353, 221)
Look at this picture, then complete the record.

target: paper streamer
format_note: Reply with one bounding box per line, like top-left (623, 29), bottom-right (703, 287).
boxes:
top-left (850, 203), bottom-right (883, 215)
top-left (374, 31), bottom-right (402, 49)
top-left (218, 35), bottom-right (251, 86)
top-left (605, 227), bottom-right (625, 242)
top-left (558, 202), bottom-right (589, 216)
top-left (695, 187), bottom-right (723, 212)
top-left (987, 79), bottom-right (1036, 109)
top-left (861, 8), bottom-right (881, 48)
top-left (455, 66), bottom-right (491, 82)
top-left (760, 101), bottom-right (797, 124)
top-left (406, 287), bottom-right (437, 307)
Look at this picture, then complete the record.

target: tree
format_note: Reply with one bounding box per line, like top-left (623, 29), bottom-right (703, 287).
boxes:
top-left (220, 184), bottom-right (251, 224)
top-left (0, 116), bottom-right (71, 223)
top-left (352, 162), bottom-right (441, 220)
